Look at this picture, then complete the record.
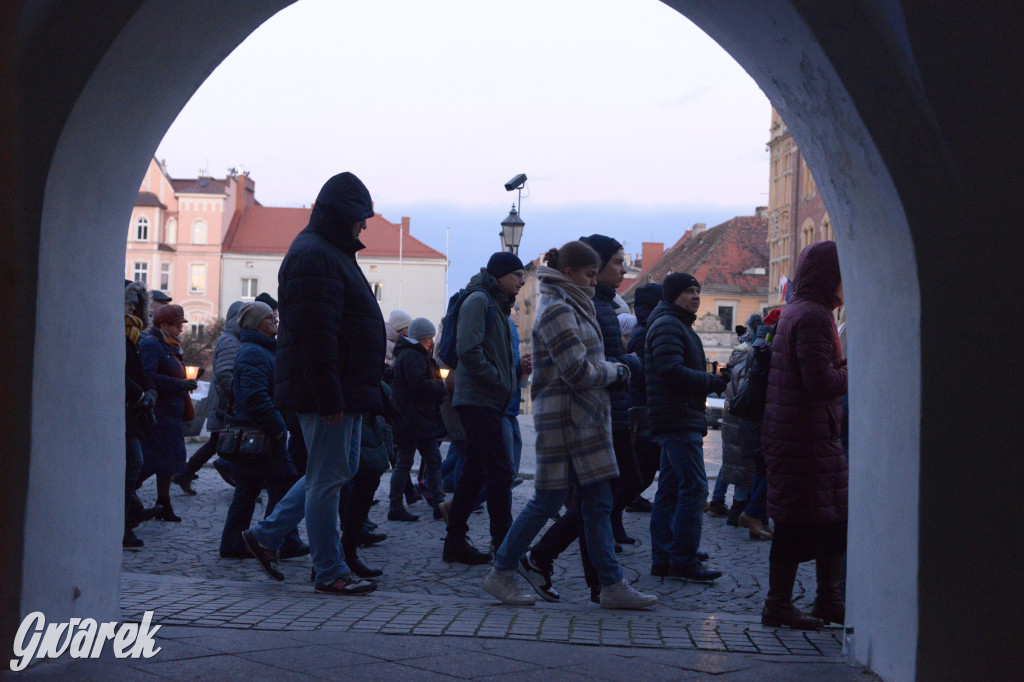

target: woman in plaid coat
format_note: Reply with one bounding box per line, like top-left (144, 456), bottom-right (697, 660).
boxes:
top-left (481, 241), bottom-right (658, 610)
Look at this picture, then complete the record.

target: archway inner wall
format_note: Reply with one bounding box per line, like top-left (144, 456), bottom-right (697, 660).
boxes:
top-left (16, 1), bottom-right (924, 679)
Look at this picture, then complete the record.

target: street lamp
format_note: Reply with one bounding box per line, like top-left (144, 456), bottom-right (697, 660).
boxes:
top-left (501, 173), bottom-right (527, 254)
top-left (500, 204), bottom-right (525, 255)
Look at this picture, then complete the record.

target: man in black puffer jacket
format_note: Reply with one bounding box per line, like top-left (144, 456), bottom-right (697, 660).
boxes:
top-left (646, 273), bottom-right (727, 582)
top-left (625, 282), bottom-right (663, 510)
top-left (242, 172), bottom-right (382, 597)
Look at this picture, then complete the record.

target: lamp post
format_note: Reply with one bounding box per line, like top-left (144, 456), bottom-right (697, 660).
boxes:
top-left (501, 173), bottom-right (527, 254)
top-left (500, 204), bottom-right (525, 255)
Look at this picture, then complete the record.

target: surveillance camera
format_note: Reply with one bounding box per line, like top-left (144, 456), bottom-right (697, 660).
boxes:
top-left (504, 173), bottom-right (527, 191)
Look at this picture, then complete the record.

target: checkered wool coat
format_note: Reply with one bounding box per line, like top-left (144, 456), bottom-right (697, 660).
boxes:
top-left (531, 267), bottom-right (620, 490)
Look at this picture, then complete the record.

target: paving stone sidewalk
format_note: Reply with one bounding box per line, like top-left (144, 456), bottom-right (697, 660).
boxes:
top-left (17, 430), bottom-right (871, 680)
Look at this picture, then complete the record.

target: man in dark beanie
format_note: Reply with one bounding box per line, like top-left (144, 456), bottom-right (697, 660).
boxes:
top-left (443, 251), bottom-right (524, 564)
top-left (241, 172), bottom-right (382, 596)
top-left (645, 271), bottom-right (727, 582)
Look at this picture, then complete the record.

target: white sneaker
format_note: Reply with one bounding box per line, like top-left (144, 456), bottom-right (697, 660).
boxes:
top-left (482, 568), bottom-right (536, 606)
top-left (599, 579), bottom-right (658, 610)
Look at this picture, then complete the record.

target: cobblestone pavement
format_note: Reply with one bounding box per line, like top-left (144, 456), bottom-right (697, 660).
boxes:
top-left (118, 429), bottom-right (845, 665)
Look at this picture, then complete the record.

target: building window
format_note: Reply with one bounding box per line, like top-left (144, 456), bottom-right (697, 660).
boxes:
top-left (241, 278), bottom-right (258, 299)
top-left (133, 262), bottom-right (148, 285)
top-left (717, 304), bottom-right (735, 332)
top-left (166, 218), bottom-right (177, 244)
top-left (160, 262), bottom-right (170, 290)
top-left (135, 216), bottom-right (149, 241)
top-left (192, 219), bottom-right (207, 245)
top-left (800, 218), bottom-right (815, 249)
top-left (190, 313), bottom-right (205, 339)
top-left (189, 264), bottom-right (206, 293)
top-left (372, 282), bottom-right (383, 301)
top-left (822, 215), bottom-right (833, 241)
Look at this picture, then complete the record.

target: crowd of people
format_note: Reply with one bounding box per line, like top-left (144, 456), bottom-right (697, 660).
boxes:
top-left (124, 171), bottom-right (848, 627)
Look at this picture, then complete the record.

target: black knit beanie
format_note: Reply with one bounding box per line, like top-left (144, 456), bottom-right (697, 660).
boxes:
top-left (486, 251), bottom-right (525, 279)
top-left (254, 292), bottom-right (278, 310)
top-left (662, 272), bottom-right (701, 303)
top-left (579, 234), bottom-right (623, 269)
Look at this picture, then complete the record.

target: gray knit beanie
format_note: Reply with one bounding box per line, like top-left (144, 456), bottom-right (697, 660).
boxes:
top-left (408, 317), bottom-right (436, 340)
top-left (238, 301), bottom-right (273, 331)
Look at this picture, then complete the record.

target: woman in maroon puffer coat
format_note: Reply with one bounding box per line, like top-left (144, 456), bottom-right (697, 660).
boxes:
top-left (761, 241), bottom-right (848, 630)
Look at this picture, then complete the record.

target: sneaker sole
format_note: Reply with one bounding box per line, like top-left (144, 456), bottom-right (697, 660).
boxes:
top-left (482, 579), bottom-right (535, 606)
top-left (600, 597), bottom-right (658, 610)
top-left (516, 562), bottom-right (559, 602)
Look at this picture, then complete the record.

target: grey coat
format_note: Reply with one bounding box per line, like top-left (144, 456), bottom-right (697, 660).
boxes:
top-left (206, 301), bottom-right (244, 430)
top-left (451, 270), bottom-right (516, 414)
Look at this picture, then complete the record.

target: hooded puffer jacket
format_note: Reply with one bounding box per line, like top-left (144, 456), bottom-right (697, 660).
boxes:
top-left (626, 283), bottom-right (662, 407)
top-left (273, 172), bottom-right (386, 416)
top-left (645, 300), bottom-right (726, 436)
top-left (207, 300), bottom-right (244, 430)
top-left (719, 344), bottom-right (756, 487)
top-left (763, 241), bottom-right (848, 524)
top-left (593, 282), bottom-right (640, 431)
top-left (391, 337), bottom-right (447, 442)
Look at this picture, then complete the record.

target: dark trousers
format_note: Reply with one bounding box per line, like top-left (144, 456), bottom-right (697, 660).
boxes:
top-left (220, 451), bottom-right (298, 556)
top-left (611, 429), bottom-right (644, 511)
top-left (339, 462), bottom-right (383, 551)
top-left (530, 501), bottom-right (600, 589)
top-left (125, 437), bottom-right (143, 533)
top-left (636, 433), bottom-right (661, 494)
top-left (447, 405), bottom-right (513, 547)
top-left (390, 437), bottom-right (443, 508)
top-left (185, 431), bottom-right (219, 474)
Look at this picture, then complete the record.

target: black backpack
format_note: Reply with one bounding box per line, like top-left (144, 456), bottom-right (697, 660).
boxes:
top-left (729, 337), bottom-right (772, 420)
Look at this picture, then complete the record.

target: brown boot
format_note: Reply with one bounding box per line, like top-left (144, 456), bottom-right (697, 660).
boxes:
top-left (811, 554), bottom-right (846, 625)
top-left (739, 512), bottom-right (773, 540)
top-left (761, 560), bottom-right (823, 630)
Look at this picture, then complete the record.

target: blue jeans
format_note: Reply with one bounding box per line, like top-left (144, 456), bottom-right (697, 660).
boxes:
top-left (650, 431), bottom-right (707, 567)
top-left (744, 471), bottom-right (768, 522)
top-left (495, 479), bottom-right (622, 586)
top-left (441, 440), bottom-right (464, 493)
top-left (711, 473), bottom-right (749, 504)
top-left (251, 413), bottom-right (361, 583)
top-left (502, 415), bottom-right (523, 475)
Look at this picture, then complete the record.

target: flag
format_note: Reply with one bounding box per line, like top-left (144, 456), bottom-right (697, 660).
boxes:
top-left (779, 276), bottom-right (792, 302)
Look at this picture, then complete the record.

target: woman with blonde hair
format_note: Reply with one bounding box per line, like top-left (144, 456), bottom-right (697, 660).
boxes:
top-left (481, 241), bottom-right (657, 610)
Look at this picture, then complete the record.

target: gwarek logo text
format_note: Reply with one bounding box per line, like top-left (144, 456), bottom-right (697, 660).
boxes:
top-left (9, 611), bottom-right (161, 671)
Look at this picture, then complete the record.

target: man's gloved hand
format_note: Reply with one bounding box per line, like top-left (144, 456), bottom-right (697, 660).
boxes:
top-left (710, 373), bottom-right (728, 396)
top-left (181, 379), bottom-right (199, 392)
top-left (139, 389), bottom-right (157, 411)
top-left (719, 366), bottom-right (732, 382)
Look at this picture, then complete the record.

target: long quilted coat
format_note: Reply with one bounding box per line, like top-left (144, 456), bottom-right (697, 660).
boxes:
top-left (763, 241), bottom-right (848, 524)
top-left (531, 267), bottom-right (620, 491)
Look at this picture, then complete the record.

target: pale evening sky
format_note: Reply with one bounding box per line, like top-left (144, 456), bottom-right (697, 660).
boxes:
top-left (155, 0), bottom-right (772, 290)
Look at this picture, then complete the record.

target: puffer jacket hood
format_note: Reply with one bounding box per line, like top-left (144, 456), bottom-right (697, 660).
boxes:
top-left (632, 283), bottom-right (662, 326)
top-left (224, 300), bottom-right (244, 336)
top-left (792, 241), bottom-right (841, 308)
top-left (124, 280), bottom-right (150, 323)
top-left (306, 172), bottom-right (375, 255)
top-left (394, 335), bottom-right (423, 357)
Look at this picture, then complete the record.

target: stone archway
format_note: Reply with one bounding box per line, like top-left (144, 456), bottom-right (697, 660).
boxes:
top-left (4, 2), bottom-right (1021, 680)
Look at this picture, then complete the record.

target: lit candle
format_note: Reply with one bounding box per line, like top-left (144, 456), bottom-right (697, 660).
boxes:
top-left (185, 366), bottom-right (200, 380)
top-left (439, 368), bottom-right (450, 379)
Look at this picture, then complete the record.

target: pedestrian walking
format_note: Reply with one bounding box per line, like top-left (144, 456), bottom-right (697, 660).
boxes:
top-left (389, 317), bottom-right (447, 521)
top-left (137, 303), bottom-right (198, 523)
top-left (123, 280), bottom-right (159, 549)
top-left (483, 242), bottom-right (657, 609)
top-left (241, 171), bottom-right (384, 596)
top-left (625, 282), bottom-right (664, 511)
top-left (760, 241), bottom-right (848, 630)
top-left (442, 252), bottom-right (524, 564)
top-left (645, 273), bottom-right (727, 582)
top-left (218, 302), bottom-right (305, 559)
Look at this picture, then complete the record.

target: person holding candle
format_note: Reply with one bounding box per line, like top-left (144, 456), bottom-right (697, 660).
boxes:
top-left (138, 303), bottom-right (198, 522)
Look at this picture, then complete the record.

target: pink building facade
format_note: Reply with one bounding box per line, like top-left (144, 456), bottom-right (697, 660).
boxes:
top-left (125, 158), bottom-right (256, 334)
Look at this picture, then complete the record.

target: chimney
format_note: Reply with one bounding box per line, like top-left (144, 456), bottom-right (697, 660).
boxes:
top-left (755, 206), bottom-right (768, 219)
top-left (641, 242), bottom-right (664, 271)
top-left (401, 217), bottom-right (410, 233)
top-left (691, 222), bottom-right (706, 236)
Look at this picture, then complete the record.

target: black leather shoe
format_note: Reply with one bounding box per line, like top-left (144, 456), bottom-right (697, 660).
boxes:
top-left (348, 556), bottom-right (383, 579)
top-left (280, 542), bottom-right (311, 559)
top-left (128, 504), bottom-right (163, 529)
top-left (387, 507), bottom-right (419, 522)
top-left (671, 560), bottom-right (722, 582)
top-left (442, 539), bottom-right (492, 565)
top-left (359, 530), bottom-right (387, 547)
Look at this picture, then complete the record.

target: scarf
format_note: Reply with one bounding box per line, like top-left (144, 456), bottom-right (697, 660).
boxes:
top-left (536, 266), bottom-right (602, 338)
top-left (125, 314), bottom-right (144, 344)
top-left (160, 327), bottom-right (182, 349)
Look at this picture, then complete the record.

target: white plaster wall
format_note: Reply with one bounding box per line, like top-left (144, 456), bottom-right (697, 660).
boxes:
top-left (27, 0), bottom-right (292, 627)
top-left (666, 2), bottom-right (920, 678)
top-left (357, 259), bottom-right (448, 323)
top-left (221, 254), bottom-right (282, 311)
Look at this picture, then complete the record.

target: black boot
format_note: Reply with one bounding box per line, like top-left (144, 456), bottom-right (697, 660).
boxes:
top-left (388, 506), bottom-right (419, 522)
top-left (342, 537), bottom-right (382, 578)
top-left (727, 498), bottom-right (747, 526)
top-left (761, 560), bottom-right (823, 630)
top-left (127, 493), bottom-right (163, 529)
top-left (610, 508), bottom-right (635, 544)
top-left (155, 496), bottom-right (181, 522)
top-left (811, 554), bottom-right (846, 625)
